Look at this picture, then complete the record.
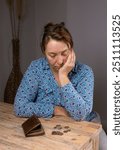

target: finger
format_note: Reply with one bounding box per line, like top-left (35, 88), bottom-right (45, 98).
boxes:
top-left (73, 51), bottom-right (76, 64)
top-left (70, 51), bottom-right (74, 64)
top-left (66, 51), bottom-right (72, 64)
top-left (70, 50), bottom-right (75, 66)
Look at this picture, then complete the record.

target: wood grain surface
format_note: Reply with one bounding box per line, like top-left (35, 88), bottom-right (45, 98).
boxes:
top-left (0, 102), bottom-right (102, 150)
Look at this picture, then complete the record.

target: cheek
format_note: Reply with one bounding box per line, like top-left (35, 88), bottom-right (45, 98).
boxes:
top-left (63, 55), bottom-right (68, 63)
top-left (47, 57), bottom-right (56, 65)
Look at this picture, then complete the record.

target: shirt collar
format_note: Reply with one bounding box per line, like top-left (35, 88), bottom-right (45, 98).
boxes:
top-left (42, 57), bottom-right (50, 70)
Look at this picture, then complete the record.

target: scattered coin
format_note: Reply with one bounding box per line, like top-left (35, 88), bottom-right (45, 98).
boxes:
top-left (54, 124), bottom-right (62, 130)
top-left (64, 126), bottom-right (70, 129)
top-left (52, 124), bottom-right (71, 135)
top-left (52, 131), bottom-right (63, 135)
top-left (63, 129), bottom-right (71, 133)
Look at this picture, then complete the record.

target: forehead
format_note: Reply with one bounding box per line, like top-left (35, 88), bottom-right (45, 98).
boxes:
top-left (45, 39), bottom-right (69, 53)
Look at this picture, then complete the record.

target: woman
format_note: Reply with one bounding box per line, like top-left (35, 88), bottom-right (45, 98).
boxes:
top-left (14, 22), bottom-right (106, 149)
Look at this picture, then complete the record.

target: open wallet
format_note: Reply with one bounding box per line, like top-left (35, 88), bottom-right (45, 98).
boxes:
top-left (22, 115), bottom-right (45, 137)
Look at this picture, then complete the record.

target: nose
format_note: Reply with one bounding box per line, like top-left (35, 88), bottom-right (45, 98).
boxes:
top-left (56, 55), bottom-right (64, 65)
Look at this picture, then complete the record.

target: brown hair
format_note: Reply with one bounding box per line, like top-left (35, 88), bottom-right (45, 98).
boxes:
top-left (40, 22), bottom-right (73, 53)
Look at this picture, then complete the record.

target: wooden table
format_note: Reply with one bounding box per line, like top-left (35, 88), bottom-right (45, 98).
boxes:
top-left (0, 102), bottom-right (102, 150)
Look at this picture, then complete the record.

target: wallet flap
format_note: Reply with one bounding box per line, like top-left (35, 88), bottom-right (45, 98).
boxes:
top-left (22, 115), bottom-right (45, 137)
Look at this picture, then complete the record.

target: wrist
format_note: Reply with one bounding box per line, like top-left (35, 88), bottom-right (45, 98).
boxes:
top-left (59, 74), bottom-right (70, 86)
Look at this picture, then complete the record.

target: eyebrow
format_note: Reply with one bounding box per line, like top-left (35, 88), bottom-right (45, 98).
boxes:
top-left (48, 49), bottom-right (68, 55)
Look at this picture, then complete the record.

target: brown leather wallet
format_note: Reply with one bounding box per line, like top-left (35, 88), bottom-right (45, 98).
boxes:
top-left (22, 115), bottom-right (45, 137)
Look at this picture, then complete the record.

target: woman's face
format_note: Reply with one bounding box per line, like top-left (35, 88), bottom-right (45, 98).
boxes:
top-left (45, 39), bottom-right (71, 73)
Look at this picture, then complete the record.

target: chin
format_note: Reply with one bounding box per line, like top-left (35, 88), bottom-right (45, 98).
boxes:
top-left (53, 67), bottom-right (60, 72)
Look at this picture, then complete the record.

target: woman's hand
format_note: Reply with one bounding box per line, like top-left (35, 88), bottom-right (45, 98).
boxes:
top-left (58, 49), bottom-right (76, 86)
top-left (59, 49), bottom-right (76, 77)
top-left (54, 106), bottom-right (69, 117)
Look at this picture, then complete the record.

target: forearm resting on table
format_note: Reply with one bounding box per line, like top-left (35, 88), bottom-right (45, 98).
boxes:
top-left (54, 106), bottom-right (69, 117)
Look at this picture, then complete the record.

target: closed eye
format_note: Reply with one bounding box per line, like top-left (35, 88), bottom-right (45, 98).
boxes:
top-left (49, 53), bottom-right (56, 58)
top-left (62, 50), bottom-right (69, 56)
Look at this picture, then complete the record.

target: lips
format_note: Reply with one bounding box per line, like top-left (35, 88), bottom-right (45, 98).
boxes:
top-left (54, 66), bottom-right (60, 70)
top-left (53, 63), bottom-right (64, 70)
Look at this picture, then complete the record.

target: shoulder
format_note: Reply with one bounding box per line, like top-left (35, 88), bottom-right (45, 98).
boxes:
top-left (27, 57), bottom-right (47, 71)
top-left (30, 57), bottom-right (45, 68)
top-left (76, 62), bottom-right (94, 76)
top-left (24, 57), bottom-right (47, 77)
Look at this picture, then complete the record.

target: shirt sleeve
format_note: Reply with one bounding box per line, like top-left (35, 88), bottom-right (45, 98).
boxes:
top-left (14, 62), bottom-right (54, 118)
top-left (60, 65), bottom-right (94, 121)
